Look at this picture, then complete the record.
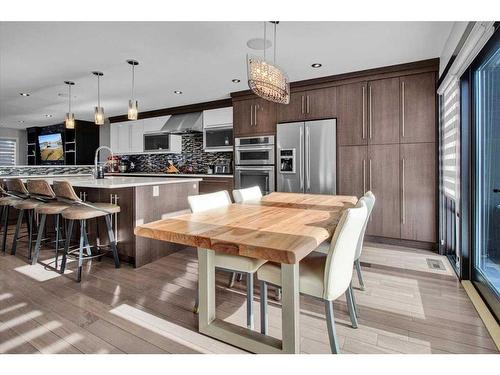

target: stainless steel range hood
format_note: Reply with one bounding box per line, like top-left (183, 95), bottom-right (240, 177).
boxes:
top-left (161, 112), bottom-right (203, 134)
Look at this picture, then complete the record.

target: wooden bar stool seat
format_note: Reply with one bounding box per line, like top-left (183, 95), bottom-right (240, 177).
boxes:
top-left (11, 199), bottom-right (42, 210)
top-left (35, 201), bottom-right (72, 215)
top-left (53, 180), bottom-right (121, 282)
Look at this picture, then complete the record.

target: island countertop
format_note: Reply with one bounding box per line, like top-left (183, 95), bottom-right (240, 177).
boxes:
top-left (14, 176), bottom-right (202, 189)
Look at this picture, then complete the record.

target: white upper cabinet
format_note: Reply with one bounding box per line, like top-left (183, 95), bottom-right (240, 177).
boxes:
top-left (110, 121), bottom-right (130, 154)
top-left (203, 107), bottom-right (233, 128)
top-left (129, 120), bottom-right (144, 153)
top-left (143, 115), bottom-right (170, 133)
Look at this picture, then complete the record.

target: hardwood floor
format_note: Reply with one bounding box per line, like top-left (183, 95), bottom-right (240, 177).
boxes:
top-left (0, 227), bottom-right (497, 354)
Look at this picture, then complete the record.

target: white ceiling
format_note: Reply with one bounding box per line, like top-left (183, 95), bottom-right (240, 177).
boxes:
top-left (0, 21), bottom-right (453, 129)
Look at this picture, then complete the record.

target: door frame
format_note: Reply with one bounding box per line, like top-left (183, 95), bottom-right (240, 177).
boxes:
top-left (460, 26), bottom-right (500, 321)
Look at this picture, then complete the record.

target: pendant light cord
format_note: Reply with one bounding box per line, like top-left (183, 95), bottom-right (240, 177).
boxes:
top-left (97, 75), bottom-right (101, 108)
top-left (263, 22), bottom-right (267, 61)
top-left (131, 64), bottom-right (135, 100)
top-left (274, 22), bottom-right (277, 64)
top-left (68, 84), bottom-right (71, 113)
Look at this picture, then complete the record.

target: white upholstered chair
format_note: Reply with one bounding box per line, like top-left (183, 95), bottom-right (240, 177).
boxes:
top-left (232, 186), bottom-right (263, 203)
top-left (257, 200), bottom-right (368, 354)
top-left (189, 190), bottom-right (267, 329)
top-left (315, 191), bottom-right (375, 305)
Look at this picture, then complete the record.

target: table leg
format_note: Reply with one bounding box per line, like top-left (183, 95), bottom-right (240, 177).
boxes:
top-left (197, 248), bottom-right (216, 330)
top-left (280, 263), bottom-right (300, 353)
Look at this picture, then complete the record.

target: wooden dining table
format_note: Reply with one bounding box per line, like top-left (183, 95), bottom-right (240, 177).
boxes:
top-left (134, 192), bottom-right (357, 353)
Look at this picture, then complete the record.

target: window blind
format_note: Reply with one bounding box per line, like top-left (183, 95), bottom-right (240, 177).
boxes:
top-left (0, 138), bottom-right (17, 166)
top-left (441, 81), bottom-right (460, 200)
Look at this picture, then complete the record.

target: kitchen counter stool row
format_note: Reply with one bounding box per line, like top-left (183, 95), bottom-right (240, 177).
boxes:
top-left (0, 178), bottom-right (120, 282)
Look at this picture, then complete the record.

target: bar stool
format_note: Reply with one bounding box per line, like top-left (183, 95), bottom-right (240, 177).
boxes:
top-left (0, 182), bottom-right (22, 253)
top-left (5, 178), bottom-right (40, 259)
top-left (27, 179), bottom-right (71, 267)
top-left (53, 180), bottom-right (120, 282)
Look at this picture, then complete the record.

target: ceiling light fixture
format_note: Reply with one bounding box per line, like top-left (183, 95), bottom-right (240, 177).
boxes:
top-left (18, 120), bottom-right (25, 123)
top-left (64, 81), bottom-right (75, 129)
top-left (232, 79), bottom-right (241, 83)
top-left (127, 59), bottom-right (139, 120)
top-left (92, 71), bottom-right (104, 125)
top-left (311, 63), bottom-right (322, 68)
top-left (19, 93), bottom-right (30, 97)
top-left (45, 114), bottom-right (53, 118)
top-left (174, 90), bottom-right (183, 95)
top-left (247, 21), bottom-right (289, 104)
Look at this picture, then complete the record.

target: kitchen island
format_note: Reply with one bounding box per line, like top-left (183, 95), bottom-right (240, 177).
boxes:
top-left (6, 176), bottom-right (201, 267)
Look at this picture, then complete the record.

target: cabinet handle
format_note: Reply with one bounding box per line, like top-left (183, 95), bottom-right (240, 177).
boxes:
top-left (401, 158), bottom-right (406, 225)
top-left (401, 81), bottom-right (405, 138)
top-left (301, 95), bottom-right (305, 114)
top-left (83, 192), bottom-right (87, 202)
top-left (368, 85), bottom-right (373, 139)
top-left (363, 159), bottom-right (366, 193)
top-left (254, 104), bottom-right (258, 127)
top-left (306, 127), bottom-right (311, 191)
top-left (369, 158), bottom-right (372, 191)
top-left (362, 86), bottom-right (366, 140)
top-left (299, 127), bottom-right (304, 190)
top-left (250, 104), bottom-right (253, 126)
top-left (306, 95), bottom-right (310, 114)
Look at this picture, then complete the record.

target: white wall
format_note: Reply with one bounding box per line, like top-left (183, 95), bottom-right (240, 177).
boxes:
top-left (439, 22), bottom-right (470, 77)
top-left (0, 127), bottom-right (27, 165)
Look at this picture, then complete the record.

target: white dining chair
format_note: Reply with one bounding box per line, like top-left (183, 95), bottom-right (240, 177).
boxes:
top-left (314, 191), bottom-right (375, 315)
top-left (188, 190), bottom-right (267, 330)
top-left (257, 200), bottom-right (368, 354)
top-left (232, 186), bottom-right (262, 203)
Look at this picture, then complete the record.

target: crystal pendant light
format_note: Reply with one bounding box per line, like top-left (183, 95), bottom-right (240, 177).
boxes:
top-left (64, 80), bottom-right (75, 129)
top-left (247, 21), bottom-right (289, 104)
top-left (92, 71), bottom-right (105, 125)
top-left (127, 59), bottom-right (139, 120)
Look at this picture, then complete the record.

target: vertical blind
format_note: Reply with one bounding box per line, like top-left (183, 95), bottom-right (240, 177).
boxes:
top-left (441, 81), bottom-right (460, 200)
top-left (0, 138), bottom-right (17, 166)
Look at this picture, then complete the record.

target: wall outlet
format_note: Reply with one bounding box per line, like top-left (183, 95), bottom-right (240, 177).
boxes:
top-left (153, 185), bottom-right (159, 197)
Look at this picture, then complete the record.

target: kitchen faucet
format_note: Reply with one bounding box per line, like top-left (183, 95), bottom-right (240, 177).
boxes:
top-left (94, 146), bottom-right (113, 179)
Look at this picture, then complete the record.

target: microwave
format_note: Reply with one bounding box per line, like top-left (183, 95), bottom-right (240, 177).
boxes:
top-left (143, 132), bottom-right (182, 153)
top-left (235, 135), bottom-right (275, 165)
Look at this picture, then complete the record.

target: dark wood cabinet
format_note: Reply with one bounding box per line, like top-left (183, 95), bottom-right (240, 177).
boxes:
top-left (368, 77), bottom-right (400, 145)
top-left (233, 98), bottom-right (276, 137)
top-left (199, 177), bottom-right (234, 196)
top-left (337, 82), bottom-right (368, 146)
top-left (400, 143), bottom-right (436, 242)
top-left (276, 87), bottom-right (337, 123)
top-left (366, 144), bottom-right (401, 239)
top-left (338, 145), bottom-right (367, 198)
top-left (400, 72), bottom-right (436, 143)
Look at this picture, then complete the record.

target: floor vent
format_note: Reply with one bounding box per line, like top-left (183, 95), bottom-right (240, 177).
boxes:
top-left (426, 258), bottom-right (446, 270)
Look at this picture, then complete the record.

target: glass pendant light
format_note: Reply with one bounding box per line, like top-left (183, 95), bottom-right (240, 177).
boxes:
top-left (92, 71), bottom-right (104, 125)
top-left (127, 59), bottom-right (139, 120)
top-left (64, 80), bottom-right (75, 129)
top-left (247, 21), bottom-right (290, 104)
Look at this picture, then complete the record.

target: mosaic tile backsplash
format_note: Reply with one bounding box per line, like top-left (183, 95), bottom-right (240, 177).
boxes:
top-left (121, 133), bottom-right (233, 173)
top-left (0, 165), bottom-right (94, 176)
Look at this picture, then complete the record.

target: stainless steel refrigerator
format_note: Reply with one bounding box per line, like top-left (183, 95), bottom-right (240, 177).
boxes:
top-left (277, 119), bottom-right (336, 194)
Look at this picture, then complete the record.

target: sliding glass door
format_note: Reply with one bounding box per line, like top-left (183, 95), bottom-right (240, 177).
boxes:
top-left (471, 29), bottom-right (500, 320)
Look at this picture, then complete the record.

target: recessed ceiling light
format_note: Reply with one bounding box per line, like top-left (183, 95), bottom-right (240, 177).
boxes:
top-left (18, 120), bottom-right (25, 123)
top-left (311, 63), bottom-right (322, 68)
top-left (45, 114), bottom-right (53, 118)
top-left (232, 79), bottom-right (241, 83)
top-left (174, 90), bottom-right (183, 95)
top-left (19, 92), bottom-right (30, 97)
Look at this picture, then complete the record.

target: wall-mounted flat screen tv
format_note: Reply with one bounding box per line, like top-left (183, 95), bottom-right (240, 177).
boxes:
top-left (38, 133), bottom-right (64, 162)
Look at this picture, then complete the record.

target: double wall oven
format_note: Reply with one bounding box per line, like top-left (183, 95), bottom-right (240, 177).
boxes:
top-left (234, 135), bottom-right (275, 195)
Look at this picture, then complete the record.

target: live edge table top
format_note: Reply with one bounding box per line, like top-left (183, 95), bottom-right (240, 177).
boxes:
top-left (134, 192), bottom-right (357, 264)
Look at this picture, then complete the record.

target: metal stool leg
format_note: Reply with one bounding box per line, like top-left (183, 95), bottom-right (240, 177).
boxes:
top-left (2, 205), bottom-right (9, 253)
top-left (31, 214), bottom-right (46, 265)
top-left (11, 208), bottom-right (24, 255)
top-left (355, 259), bottom-right (365, 291)
top-left (228, 272), bottom-right (236, 288)
top-left (325, 300), bottom-right (340, 354)
top-left (76, 220), bottom-right (85, 282)
top-left (54, 214), bottom-right (61, 267)
top-left (95, 218), bottom-right (102, 262)
top-left (350, 282), bottom-right (359, 318)
top-left (82, 220), bottom-right (92, 256)
top-left (104, 215), bottom-right (120, 268)
top-left (27, 210), bottom-right (34, 260)
top-left (260, 281), bottom-right (268, 334)
top-left (60, 219), bottom-right (74, 274)
top-left (193, 281), bottom-right (199, 314)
